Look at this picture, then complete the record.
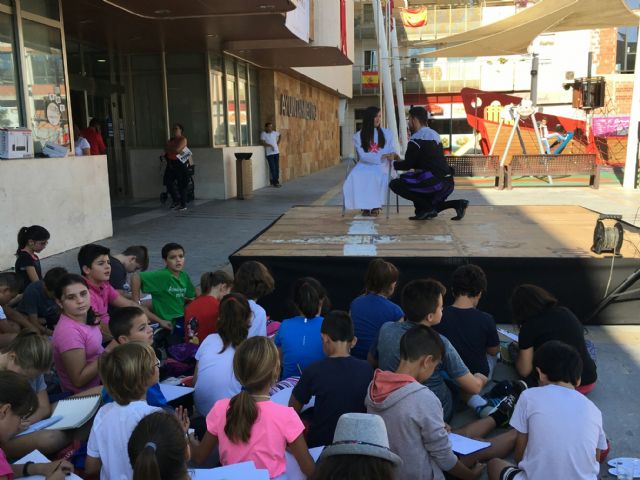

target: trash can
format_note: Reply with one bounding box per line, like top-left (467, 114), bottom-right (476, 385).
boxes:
top-left (235, 152), bottom-right (253, 200)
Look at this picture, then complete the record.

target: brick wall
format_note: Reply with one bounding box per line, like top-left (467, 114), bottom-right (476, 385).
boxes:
top-left (259, 71), bottom-right (340, 182)
top-left (592, 28), bottom-right (618, 75)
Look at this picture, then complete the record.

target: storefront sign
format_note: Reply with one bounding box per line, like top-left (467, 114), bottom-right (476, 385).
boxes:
top-left (281, 94), bottom-right (317, 120)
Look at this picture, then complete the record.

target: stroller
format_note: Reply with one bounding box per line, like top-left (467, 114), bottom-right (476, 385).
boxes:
top-left (160, 155), bottom-right (195, 206)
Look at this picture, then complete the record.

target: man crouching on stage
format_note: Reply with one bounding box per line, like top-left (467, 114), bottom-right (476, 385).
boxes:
top-left (387, 106), bottom-right (469, 221)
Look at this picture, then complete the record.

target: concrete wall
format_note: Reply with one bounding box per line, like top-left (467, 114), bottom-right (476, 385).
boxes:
top-left (128, 147), bottom-right (267, 200)
top-left (0, 155), bottom-right (113, 270)
top-left (260, 70), bottom-right (341, 182)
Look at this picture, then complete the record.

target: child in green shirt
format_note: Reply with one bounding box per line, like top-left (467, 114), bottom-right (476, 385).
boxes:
top-left (131, 243), bottom-right (195, 342)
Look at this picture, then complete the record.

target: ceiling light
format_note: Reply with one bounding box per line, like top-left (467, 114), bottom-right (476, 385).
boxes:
top-left (258, 4), bottom-right (276, 9)
top-left (153, 9), bottom-right (171, 15)
top-left (97, 59), bottom-right (107, 63)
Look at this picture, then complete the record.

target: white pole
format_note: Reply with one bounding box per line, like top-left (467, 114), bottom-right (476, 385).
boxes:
top-left (623, 20), bottom-right (640, 189)
top-left (373, 0), bottom-right (400, 153)
top-left (390, 17), bottom-right (408, 154)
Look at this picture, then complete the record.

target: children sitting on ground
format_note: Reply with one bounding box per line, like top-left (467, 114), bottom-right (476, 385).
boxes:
top-left (0, 331), bottom-right (72, 458)
top-left (434, 264), bottom-right (499, 379)
top-left (185, 270), bottom-right (233, 344)
top-left (16, 267), bottom-right (67, 335)
top-left (0, 371), bottom-right (74, 479)
top-left (369, 279), bottom-right (487, 422)
top-left (488, 340), bottom-right (608, 480)
top-left (275, 277), bottom-right (326, 379)
top-left (233, 261), bottom-right (274, 337)
top-left (313, 412), bottom-right (401, 480)
top-left (108, 245), bottom-right (149, 296)
top-left (367, 325), bottom-right (518, 480)
top-left (15, 225), bottom-right (50, 293)
top-left (510, 284), bottom-right (597, 392)
top-left (128, 411), bottom-right (191, 480)
top-left (85, 342), bottom-right (162, 479)
top-left (52, 274), bottom-right (105, 393)
top-left (79, 244), bottom-right (167, 340)
top-left (193, 336), bottom-right (315, 478)
top-left (350, 259), bottom-right (403, 360)
top-left (102, 306), bottom-right (168, 408)
top-left (193, 293), bottom-right (251, 416)
top-left (132, 242), bottom-right (196, 342)
top-left (289, 310), bottom-right (374, 447)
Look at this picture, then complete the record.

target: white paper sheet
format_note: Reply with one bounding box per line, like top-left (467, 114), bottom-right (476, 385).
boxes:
top-left (270, 387), bottom-right (315, 412)
top-left (449, 433), bottom-right (491, 455)
top-left (159, 383), bottom-right (195, 402)
top-left (190, 461), bottom-right (269, 479)
top-left (497, 328), bottom-right (519, 343)
top-left (280, 446), bottom-right (325, 480)
top-left (13, 450), bottom-right (83, 479)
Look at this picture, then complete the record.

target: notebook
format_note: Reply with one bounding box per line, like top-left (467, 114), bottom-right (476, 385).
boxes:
top-left (13, 449), bottom-right (83, 479)
top-left (449, 433), bottom-right (491, 455)
top-left (44, 394), bottom-right (101, 430)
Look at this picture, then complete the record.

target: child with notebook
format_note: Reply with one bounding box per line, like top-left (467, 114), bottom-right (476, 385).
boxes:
top-left (102, 307), bottom-right (168, 408)
top-left (289, 310), bottom-right (373, 447)
top-left (368, 279), bottom-right (487, 422)
top-left (128, 412), bottom-right (190, 480)
top-left (487, 340), bottom-right (608, 480)
top-left (366, 325), bottom-right (517, 480)
top-left (85, 342), bottom-right (162, 479)
top-left (0, 371), bottom-right (73, 479)
top-left (233, 261), bottom-right (274, 338)
top-left (192, 337), bottom-right (315, 478)
top-left (350, 258), bottom-right (403, 360)
top-left (131, 243), bottom-right (196, 342)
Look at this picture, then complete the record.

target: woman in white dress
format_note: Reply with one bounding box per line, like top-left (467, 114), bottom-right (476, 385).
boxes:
top-left (343, 106), bottom-right (397, 216)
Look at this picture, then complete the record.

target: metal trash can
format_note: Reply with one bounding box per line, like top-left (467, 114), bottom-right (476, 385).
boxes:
top-left (234, 152), bottom-right (253, 200)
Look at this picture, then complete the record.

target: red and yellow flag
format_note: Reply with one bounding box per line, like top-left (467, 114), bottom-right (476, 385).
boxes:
top-left (399, 6), bottom-right (428, 28)
top-left (361, 71), bottom-right (379, 88)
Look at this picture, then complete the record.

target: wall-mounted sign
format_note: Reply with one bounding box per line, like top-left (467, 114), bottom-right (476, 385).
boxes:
top-left (281, 94), bottom-right (317, 120)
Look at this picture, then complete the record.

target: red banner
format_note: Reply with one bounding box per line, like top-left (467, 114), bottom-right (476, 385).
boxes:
top-left (340, 0), bottom-right (347, 56)
top-left (399, 6), bottom-right (428, 28)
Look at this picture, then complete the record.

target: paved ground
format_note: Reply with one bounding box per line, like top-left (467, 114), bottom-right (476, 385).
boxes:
top-left (40, 162), bottom-right (640, 477)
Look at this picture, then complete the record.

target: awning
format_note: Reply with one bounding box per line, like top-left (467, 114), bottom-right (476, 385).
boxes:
top-left (411, 0), bottom-right (639, 58)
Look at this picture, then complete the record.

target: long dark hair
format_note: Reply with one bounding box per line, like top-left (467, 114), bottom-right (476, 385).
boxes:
top-left (291, 277), bottom-right (326, 319)
top-left (312, 454), bottom-right (395, 480)
top-left (16, 225), bottom-right (49, 254)
top-left (360, 106), bottom-right (386, 152)
top-left (217, 293), bottom-right (251, 353)
top-left (510, 284), bottom-right (558, 327)
top-left (128, 412), bottom-right (189, 480)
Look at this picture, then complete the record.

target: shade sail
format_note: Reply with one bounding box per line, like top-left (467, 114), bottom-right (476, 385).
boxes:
top-left (410, 0), bottom-right (639, 58)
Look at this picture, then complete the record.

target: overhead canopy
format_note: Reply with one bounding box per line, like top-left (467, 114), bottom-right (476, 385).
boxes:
top-left (410, 0), bottom-right (640, 58)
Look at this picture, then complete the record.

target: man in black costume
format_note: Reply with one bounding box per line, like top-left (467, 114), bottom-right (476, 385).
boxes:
top-left (388, 106), bottom-right (468, 221)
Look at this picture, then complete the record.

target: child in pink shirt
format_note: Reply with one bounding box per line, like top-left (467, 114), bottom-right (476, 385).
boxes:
top-left (192, 337), bottom-right (315, 478)
top-left (52, 274), bottom-right (104, 393)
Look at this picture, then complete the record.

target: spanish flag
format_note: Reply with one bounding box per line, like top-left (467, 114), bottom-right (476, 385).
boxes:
top-left (362, 71), bottom-right (379, 88)
top-left (399, 6), bottom-right (428, 28)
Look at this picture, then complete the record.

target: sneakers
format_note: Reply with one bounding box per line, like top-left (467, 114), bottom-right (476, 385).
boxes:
top-left (487, 394), bottom-right (517, 427)
top-left (487, 380), bottom-right (528, 400)
top-left (475, 397), bottom-right (503, 418)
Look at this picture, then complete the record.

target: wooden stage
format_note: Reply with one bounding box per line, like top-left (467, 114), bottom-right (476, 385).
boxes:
top-left (233, 205), bottom-right (640, 259)
top-left (230, 205), bottom-right (640, 324)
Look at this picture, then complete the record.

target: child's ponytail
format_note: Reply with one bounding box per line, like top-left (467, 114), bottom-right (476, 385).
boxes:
top-left (218, 293), bottom-right (251, 353)
top-left (225, 337), bottom-right (280, 444)
top-left (225, 390), bottom-right (259, 443)
top-left (129, 412), bottom-right (188, 480)
top-left (16, 225), bottom-right (50, 254)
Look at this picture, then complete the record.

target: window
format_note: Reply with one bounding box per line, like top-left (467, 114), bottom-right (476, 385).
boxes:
top-left (0, 13), bottom-right (21, 128)
top-left (211, 71), bottom-right (226, 145)
top-left (364, 50), bottom-right (377, 71)
top-left (21, 0), bottom-right (60, 20)
top-left (22, 19), bottom-right (69, 152)
top-left (238, 79), bottom-right (249, 146)
top-left (249, 67), bottom-right (260, 145)
top-left (226, 78), bottom-right (237, 145)
top-left (129, 54), bottom-right (165, 147)
top-left (617, 26), bottom-right (637, 73)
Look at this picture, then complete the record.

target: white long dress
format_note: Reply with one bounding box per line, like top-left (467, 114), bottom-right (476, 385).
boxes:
top-left (343, 128), bottom-right (396, 210)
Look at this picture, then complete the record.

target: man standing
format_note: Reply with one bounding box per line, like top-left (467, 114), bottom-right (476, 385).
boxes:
top-left (81, 118), bottom-right (107, 155)
top-left (260, 122), bottom-right (282, 187)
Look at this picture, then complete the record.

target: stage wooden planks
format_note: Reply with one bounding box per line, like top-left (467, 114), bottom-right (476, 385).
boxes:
top-left (233, 205), bottom-right (640, 259)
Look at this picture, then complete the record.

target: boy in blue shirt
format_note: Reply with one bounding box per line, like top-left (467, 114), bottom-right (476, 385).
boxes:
top-left (102, 306), bottom-right (168, 408)
top-left (289, 310), bottom-right (373, 447)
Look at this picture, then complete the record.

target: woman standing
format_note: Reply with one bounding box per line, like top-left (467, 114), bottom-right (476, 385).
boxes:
top-left (164, 123), bottom-right (189, 211)
top-left (343, 107), bottom-right (397, 216)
